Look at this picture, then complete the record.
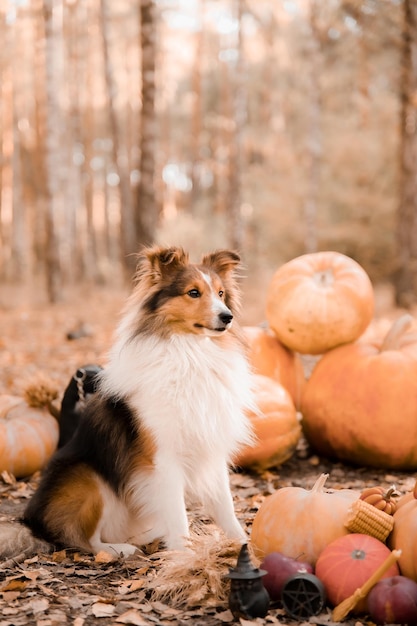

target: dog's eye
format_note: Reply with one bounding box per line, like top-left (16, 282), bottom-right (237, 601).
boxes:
top-left (187, 289), bottom-right (201, 298)
top-left (218, 290), bottom-right (224, 298)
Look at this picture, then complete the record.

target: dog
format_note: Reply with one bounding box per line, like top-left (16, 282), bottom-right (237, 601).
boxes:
top-left (58, 364), bottom-right (103, 448)
top-left (23, 246), bottom-right (255, 556)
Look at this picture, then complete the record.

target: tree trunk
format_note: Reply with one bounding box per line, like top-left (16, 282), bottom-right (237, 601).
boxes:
top-left (11, 76), bottom-right (27, 281)
top-left (135, 0), bottom-right (158, 247)
top-left (31, 0), bottom-right (49, 279)
top-left (303, 0), bottom-right (322, 254)
top-left (63, 0), bottom-right (94, 283)
top-left (0, 10), bottom-right (11, 279)
top-left (189, 2), bottom-right (204, 209)
top-left (99, 0), bottom-right (136, 274)
top-left (43, 0), bottom-right (62, 303)
top-left (395, 0), bottom-right (417, 307)
top-left (226, 0), bottom-right (245, 251)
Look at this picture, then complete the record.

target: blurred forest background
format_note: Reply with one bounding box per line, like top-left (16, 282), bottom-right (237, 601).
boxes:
top-left (1, 0), bottom-right (417, 310)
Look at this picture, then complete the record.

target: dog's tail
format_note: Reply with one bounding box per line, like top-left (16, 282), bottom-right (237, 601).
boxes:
top-left (0, 521), bottom-right (53, 565)
top-left (58, 364), bottom-right (103, 448)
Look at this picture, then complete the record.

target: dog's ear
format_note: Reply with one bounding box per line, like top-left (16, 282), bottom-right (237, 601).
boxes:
top-left (137, 246), bottom-right (189, 284)
top-left (201, 250), bottom-right (241, 278)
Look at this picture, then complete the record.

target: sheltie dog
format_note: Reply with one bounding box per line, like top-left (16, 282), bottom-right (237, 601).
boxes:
top-left (23, 246), bottom-right (255, 556)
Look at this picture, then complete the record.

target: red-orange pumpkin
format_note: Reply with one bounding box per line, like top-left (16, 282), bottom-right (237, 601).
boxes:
top-left (250, 473), bottom-right (359, 565)
top-left (234, 374), bottom-right (301, 471)
top-left (389, 480), bottom-right (417, 581)
top-left (301, 315), bottom-right (417, 469)
top-left (265, 251), bottom-right (374, 355)
top-left (0, 395), bottom-right (59, 477)
top-left (316, 533), bottom-right (400, 612)
top-left (242, 326), bottom-right (305, 408)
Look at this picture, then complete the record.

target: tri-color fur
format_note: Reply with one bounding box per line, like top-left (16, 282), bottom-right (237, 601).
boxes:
top-left (23, 246), bottom-right (255, 556)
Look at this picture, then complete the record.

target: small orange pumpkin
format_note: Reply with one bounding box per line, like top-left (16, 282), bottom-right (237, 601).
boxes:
top-left (389, 480), bottom-right (417, 581)
top-left (250, 473), bottom-right (360, 565)
top-left (360, 486), bottom-right (398, 515)
top-left (0, 395), bottom-right (59, 477)
top-left (301, 315), bottom-right (417, 469)
top-left (242, 326), bottom-right (305, 408)
top-left (265, 251), bottom-right (374, 355)
top-left (234, 374), bottom-right (301, 471)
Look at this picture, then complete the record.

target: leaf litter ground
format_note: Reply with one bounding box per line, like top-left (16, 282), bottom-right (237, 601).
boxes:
top-left (0, 286), bottom-right (415, 626)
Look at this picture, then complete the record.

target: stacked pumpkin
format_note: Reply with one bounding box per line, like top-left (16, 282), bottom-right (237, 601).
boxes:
top-left (235, 249), bottom-right (417, 473)
top-left (259, 249), bottom-right (417, 471)
top-left (234, 326), bottom-right (304, 471)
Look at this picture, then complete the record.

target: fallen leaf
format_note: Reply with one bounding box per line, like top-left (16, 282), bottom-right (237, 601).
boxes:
top-left (123, 579), bottom-right (146, 594)
top-left (1, 590), bottom-right (21, 601)
top-left (116, 609), bottom-right (151, 625)
top-left (20, 569), bottom-right (42, 581)
top-left (1, 471), bottom-right (16, 485)
top-left (29, 597), bottom-right (50, 614)
top-left (1, 579), bottom-right (29, 592)
top-left (216, 610), bottom-right (234, 623)
top-left (51, 550), bottom-right (67, 563)
top-left (91, 602), bottom-right (116, 618)
top-left (95, 550), bottom-right (116, 564)
top-left (150, 601), bottom-right (171, 613)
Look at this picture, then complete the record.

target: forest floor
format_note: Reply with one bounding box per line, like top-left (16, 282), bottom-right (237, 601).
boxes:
top-left (0, 281), bottom-right (415, 626)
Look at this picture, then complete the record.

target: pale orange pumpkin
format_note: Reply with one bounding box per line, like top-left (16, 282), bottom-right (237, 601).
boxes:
top-left (300, 315), bottom-right (417, 469)
top-left (234, 374), bottom-right (301, 471)
top-left (265, 251), bottom-right (374, 355)
top-left (359, 313), bottom-right (417, 360)
top-left (242, 326), bottom-right (305, 408)
top-left (389, 480), bottom-right (417, 581)
top-left (0, 395), bottom-right (59, 477)
top-left (250, 473), bottom-right (360, 565)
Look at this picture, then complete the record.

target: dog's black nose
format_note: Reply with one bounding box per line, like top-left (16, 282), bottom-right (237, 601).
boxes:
top-left (219, 312), bottom-right (233, 325)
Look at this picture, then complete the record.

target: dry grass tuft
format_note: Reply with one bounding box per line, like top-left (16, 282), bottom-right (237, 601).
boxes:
top-left (148, 525), bottom-right (254, 608)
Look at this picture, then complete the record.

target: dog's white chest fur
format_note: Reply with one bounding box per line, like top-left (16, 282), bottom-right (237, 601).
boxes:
top-left (103, 333), bottom-right (254, 466)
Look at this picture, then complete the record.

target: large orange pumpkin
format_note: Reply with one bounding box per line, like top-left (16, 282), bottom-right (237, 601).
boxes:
top-left (265, 251), bottom-right (374, 355)
top-left (234, 374), bottom-right (301, 471)
top-left (389, 480), bottom-right (417, 581)
top-left (250, 473), bottom-right (359, 565)
top-left (300, 316), bottom-right (417, 469)
top-left (242, 326), bottom-right (305, 408)
top-left (0, 395), bottom-right (59, 477)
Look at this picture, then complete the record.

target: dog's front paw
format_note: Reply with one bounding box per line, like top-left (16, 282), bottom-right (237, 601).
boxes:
top-left (97, 542), bottom-right (138, 557)
top-left (164, 535), bottom-right (191, 552)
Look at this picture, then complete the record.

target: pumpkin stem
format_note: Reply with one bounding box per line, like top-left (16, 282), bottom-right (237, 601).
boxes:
top-left (313, 269), bottom-right (334, 288)
top-left (311, 473), bottom-right (329, 493)
top-left (380, 314), bottom-right (414, 352)
top-left (384, 486), bottom-right (397, 501)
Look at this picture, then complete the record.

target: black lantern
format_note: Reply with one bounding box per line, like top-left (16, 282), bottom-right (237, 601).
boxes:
top-left (226, 543), bottom-right (270, 620)
top-left (281, 572), bottom-right (326, 619)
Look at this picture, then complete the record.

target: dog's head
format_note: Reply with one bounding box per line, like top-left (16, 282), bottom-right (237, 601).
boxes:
top-left (131, 245), bottom-right (242, 337)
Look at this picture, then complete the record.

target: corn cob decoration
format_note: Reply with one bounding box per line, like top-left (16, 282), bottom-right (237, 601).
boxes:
top-left (344, 498), bottom-right (394, 542)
